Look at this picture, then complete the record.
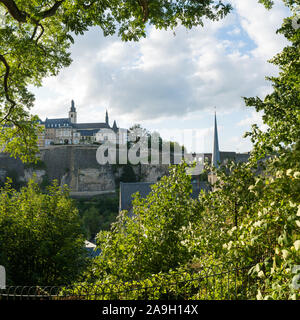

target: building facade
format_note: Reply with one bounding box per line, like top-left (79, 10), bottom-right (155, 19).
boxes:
top-left (38, 100), bottom-right (127, 147)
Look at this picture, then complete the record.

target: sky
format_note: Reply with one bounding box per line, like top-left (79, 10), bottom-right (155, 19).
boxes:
top-left (31, 0), bottom-right (291, 153)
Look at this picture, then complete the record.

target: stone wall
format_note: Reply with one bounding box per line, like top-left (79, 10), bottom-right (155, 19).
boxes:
top-left (0, 146), bottom-right (169, 194)
top-left (0, 152), bottom-right (25, 177)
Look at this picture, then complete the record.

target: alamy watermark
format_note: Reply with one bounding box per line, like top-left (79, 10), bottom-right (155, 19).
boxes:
top-left (0, 265), bottom-right (5, 290)
top-left (95, 128), bottom-right (205, 175)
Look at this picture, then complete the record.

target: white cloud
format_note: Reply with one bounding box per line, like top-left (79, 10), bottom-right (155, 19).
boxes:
top-left (31, 0), bottom-right (290, 151)
top-left (227, 27), bottom-right (241, 36)
top-left (238, 110), bottom-right (268, 132)
top-left (230, 0), bottom-right (289, 60)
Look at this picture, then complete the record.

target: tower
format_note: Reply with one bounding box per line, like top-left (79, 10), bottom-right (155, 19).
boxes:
top-left (212, 111), bottom-right (220, 168)
top-left (105, 110), bottom-right (109, 126)
top-left (69, 100), bottom-right (77, 124)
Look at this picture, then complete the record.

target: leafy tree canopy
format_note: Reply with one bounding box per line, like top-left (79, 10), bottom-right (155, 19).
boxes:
top-left (244, 6), bottom-right (300, 161)
top-left (0, 178), bottom-right (87, 286)
top-left (88, 162), bottom-right (198, 282)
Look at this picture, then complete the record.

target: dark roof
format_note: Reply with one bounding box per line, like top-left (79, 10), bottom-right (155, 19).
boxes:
top-left (43, 118), bottom-right (111, 130)
top-left (44, 118), bottom-right (72, 128)
top-left (220, 151), bottom-right (237, 161)
top-left (73, 123), bottom-right (110, 130)
top-left (119, 181), bottom-right (209, 212)
top-left (119, 182), bottom-right (153, 212)
top-left (77, 129), bottom-right (99, 137)
top-left (202, 152), bottom-right (250, 164)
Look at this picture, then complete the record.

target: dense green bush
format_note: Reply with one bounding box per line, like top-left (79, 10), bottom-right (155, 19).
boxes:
top-left (0, 180), bottom-right (87, 286)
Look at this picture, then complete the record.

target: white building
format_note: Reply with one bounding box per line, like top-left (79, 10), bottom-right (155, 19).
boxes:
top-left (40, 101), bottom-right (127, 146)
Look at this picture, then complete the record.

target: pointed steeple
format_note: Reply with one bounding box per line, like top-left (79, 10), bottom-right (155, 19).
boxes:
top-left (212, 111), bottom-right (220, 168)
top-left (112, 120), bottom-right (117, 132)
top-left (105, 110), bottom-right (109, 126)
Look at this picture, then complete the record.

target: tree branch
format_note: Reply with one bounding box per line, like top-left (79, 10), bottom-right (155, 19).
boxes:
top-left (0, 53), bottom-right (16, 109)
top-left (137, 0), bottom-right (149, 23)
top-left (0, 2), bottom-right (49, 114)
top-left (0, 0), bottom-right (28, 22)
top-left (38, 1), bottom-right (64, 19)
top-left (35, 24), bottom-right (45, 44)
top-left (0, 54), bottom-right (19, 126)
top-left (30, 24), bottom-right (39, 40)
top-left (0, 0), bottom-right (64, 23)
top-left (5, 118), bottom-right (30, 150)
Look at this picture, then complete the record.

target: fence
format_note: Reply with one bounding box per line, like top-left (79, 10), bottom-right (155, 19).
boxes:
top-left (0, 263), bottom-right (258, 300)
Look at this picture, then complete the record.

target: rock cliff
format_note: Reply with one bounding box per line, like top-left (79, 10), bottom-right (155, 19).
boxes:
top-left (0, 146), bottom-right (169, 196)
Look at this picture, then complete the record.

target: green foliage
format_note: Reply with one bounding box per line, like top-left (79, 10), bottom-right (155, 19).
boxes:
top-left (258, 0), bottom-right (274, 9)
top-left (0, 179), bottom-right (87, 286)
top-left (212, 4), bottom-right (300, 299)
top-left (244, 11), bottom-right (300, 160)
top-left (195, 162), bottom-right (258, 261)
top-left (127, 124), bottom-right (187, 165)
top-left (238, 1), bottom-right (300, 299)
top-left (70, 156), bottom-right (299, 299)
top-left (199, 13), bottom-right (300, 296)
top-left (86, 163), bottom-right (198, 283)
top-left (220, 160), bottom-right (300, 299)
top-left (76, 195), bottom-right (119, 240)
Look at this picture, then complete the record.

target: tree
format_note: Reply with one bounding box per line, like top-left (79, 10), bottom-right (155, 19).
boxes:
top-left (0, 179), bottom-right (87, 286)
top-left (244, 7), bottom-right (300, 162)
top-left (80, 206), bottom-right (119, 240)
top-left (0, 0), bottom-right (231, 161)
top-left (86, 162), bottom-right (198, 282)
top-left (236, 4), bottom-right (300, 299)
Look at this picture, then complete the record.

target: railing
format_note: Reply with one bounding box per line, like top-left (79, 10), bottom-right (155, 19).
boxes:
top-left (0, 263), bottom-right (258, 300)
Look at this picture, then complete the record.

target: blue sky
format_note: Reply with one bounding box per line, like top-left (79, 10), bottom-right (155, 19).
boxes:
top-left (31, 0), bottom-right (291, 153)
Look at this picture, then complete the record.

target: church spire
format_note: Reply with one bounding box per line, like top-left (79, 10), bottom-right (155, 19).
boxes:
top-left (105, 110), bottom-right (109, 126)
top-left (212, 110), bottom-right (220, 168)
top-left (70, 99), bottom-right (76, 112)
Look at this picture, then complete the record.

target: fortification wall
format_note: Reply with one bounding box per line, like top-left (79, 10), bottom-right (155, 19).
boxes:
top-left (0, 146), bottom-right (169, 194)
